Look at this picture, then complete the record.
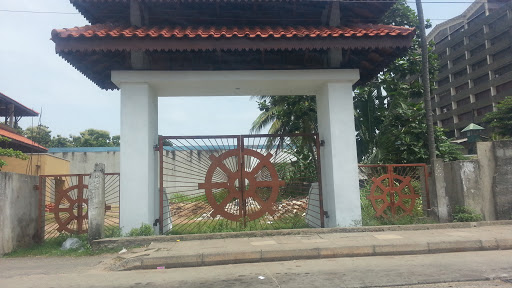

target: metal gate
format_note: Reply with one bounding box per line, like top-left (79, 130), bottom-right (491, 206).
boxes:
top-left (37, 173), bottom-right (120, 239)
top-left (159, 134), bottom-right (323, 234)
top-left (358, 164), bottom-right (430, 218)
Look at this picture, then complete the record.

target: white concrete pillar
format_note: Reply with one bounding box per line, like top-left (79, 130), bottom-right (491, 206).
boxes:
top-left (316, 80), bottom-right (362, 227)
top-left (119, 83), bottom-right (159, 233)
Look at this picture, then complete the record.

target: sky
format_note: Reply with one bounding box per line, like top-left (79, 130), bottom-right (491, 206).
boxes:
top-left (0, 0), bottom-right (474, 138)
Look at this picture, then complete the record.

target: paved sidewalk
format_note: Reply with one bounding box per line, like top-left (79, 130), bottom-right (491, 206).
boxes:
top-left (104, 221), bottom-right (512, 271)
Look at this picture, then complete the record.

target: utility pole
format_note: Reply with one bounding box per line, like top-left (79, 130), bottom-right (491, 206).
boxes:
top-left (416, 0), bottom-right (437, 163)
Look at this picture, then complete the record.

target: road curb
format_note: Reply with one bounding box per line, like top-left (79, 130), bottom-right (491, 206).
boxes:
top-left (110, 237), bottom-right (512, 271)
top-left (93, 220), bottom-right (512, 251)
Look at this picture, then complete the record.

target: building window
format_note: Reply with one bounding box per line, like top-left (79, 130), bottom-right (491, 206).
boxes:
top-left (438, 90), bottom-right (451, 102)
top-left (441, 117), bottom-right (454, 127)
top-left (440, 63), bottom-right (448, 72)
top-left (437, 50), bottom-right (448, 60)
top-left (490, 32), bottom-right (509, 46)
top-left (451, 40), bottom-right (465, 53)
top-left (458, 111), bottom-right (473, 122)
top-left (457, 97), bottom-right (471, 108)
top-left (470, 44), bottom-right (486, 57)
top-left (453, 69), bottom-right (467, 81)
top-left (475, 89), bottom-right (491, 102)
top-left (441, 103), bottom-right (452, 113)
top-left (471, 59), bottom-right (487, 71)
top-left (472, 74), bottom-right (489, 87)
top-left (434, 28), bottom-right (449, 43)
top-left (468, 29), bottom-right (484, 43)
top-left (455, 83), bottom-right (469, 93)
top-left (495, 64), bottom-right (512, 78)
top-left (438, 76), bottom-right (450, 87)
top-left (496, 80), bottom-right (512, 94)
top-left (488, 15), bottom-right (507, 32)
top-left (467, 9), bottom-right (485, 28)
top-left (452, 54), bottom-right (466, 67)
top-left (493, 48), bottom-right (511, 62)
top-left (476, 105), bottom-right (493, 116)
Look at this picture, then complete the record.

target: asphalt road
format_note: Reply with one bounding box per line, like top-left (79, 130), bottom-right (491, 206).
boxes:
top-left (1, 250), bottom-right (512, 288)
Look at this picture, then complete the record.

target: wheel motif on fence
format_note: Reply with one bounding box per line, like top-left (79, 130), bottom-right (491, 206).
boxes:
top-left (198, 148), bottom-right (285, 221)
top-left (367, 174), bottom-right (419, 217)
top-left (53, 184), bottom-right (89, 234)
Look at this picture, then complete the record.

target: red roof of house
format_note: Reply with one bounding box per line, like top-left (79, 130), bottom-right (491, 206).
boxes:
top-left (0, 128), bottom-right (48, 153)
top-left (53, 24), bottom-right (415, 39)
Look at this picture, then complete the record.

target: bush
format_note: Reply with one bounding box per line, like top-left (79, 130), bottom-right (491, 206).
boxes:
top-left (104, 226), bottom-right (123, 238)
top-left (452, 206), bottom-right (482, 222)
top-left (127, 223), bottom-right (154, 237)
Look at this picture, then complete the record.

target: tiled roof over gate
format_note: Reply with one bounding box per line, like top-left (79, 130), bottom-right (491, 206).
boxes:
top-left (53, 25), bottom-right (414, 39)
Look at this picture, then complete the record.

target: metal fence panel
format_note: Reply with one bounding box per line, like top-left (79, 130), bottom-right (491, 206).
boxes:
top-left (159, 134), bottom-right (323, 235)
top-left (358, 164), bottom-right (430, 218)
top-left (38, 173), bottom-right (120, 239)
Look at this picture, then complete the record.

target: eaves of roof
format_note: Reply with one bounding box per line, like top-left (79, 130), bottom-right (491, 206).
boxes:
top-left (0, 128), bottom-right (48, 153)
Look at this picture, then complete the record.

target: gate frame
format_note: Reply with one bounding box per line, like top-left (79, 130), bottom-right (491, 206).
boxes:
top-left (158, 133), bottom-right (324, 233)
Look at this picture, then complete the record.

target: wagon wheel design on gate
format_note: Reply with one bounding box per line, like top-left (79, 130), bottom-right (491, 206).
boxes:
top-left (53, 184), bottom-right (89, 234)
top-left (367, 174), bottom-right (420, 217)
top-left (198, 148), bottom-right (285, 221)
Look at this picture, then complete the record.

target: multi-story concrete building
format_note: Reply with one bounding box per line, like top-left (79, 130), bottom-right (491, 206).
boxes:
top-left (428, 0), bottom-right (512, 139)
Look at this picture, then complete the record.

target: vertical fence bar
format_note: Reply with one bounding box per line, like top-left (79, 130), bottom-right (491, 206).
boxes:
top-left (77, 176), bottom-right (84, 234)
top-left (388, 165), bottom-right (395, 215)
top-left (315, 134), bottom-right (325, 228)
top-left (159, 136), bottom-right (164, 234)
top-left (239, 136), bottom-right (247, 228)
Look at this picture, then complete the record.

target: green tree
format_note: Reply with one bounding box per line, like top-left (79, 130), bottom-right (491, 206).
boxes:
top-left (251, 95), bottom-right (318, 179)
top-left (376, 101), bottom-right (464, 164)
top-left (482, 96), bottom-right (512, 138)
top-left (23, 125), bottom-right (52, 147)
top-left (111, 135), bottom-right (120, 147)
top-left (251, 95), bottom-right (317, 135)
top-left (49, 135), bottom-right (73, 148)
top-left (0, 136), bottom-right (29, 170)
top-left (72, 129), bottom-right (114, 147)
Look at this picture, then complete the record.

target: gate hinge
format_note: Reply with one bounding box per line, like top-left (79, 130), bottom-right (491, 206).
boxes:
top-left (320, 140), bottom-right (325, 147)
top-left (153, 218), bottom-right (160, 227)
top-left (153, 144), bottom-right (159, 151)
top-left (323, 211), bottom-right (329, 218)
top-left (33, 185), bottom-right (39, 191)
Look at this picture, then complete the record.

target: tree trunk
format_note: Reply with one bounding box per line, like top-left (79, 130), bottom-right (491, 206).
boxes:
top-left (416, 0), bottom-right (437, 163)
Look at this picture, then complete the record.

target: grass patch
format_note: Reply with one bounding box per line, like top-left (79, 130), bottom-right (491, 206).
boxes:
top-left (166, 214), bottom-right (309, 235)
top-left (452, 206), bottom-right (482, 222)
top-left (127, 223), bottom-right (154, 237)
top-left (170, 190), bottom-right (229, 204)
top-left (2, 233), bottom-right (118, 258)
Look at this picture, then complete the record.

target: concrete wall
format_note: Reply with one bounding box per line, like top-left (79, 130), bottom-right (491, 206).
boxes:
top-left (0, 154), bottom-right (70, 176)
top-left (49, 148), bottom-right (119, 174)
top-left (0, 172), bottom-right (41, 255)
top-left (493, 141), bottom-right (512, 220)
top-left (429, 140), bottom-right (512, 222)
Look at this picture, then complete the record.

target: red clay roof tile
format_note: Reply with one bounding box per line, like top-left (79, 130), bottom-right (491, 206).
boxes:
top-left (0, 128), bottom-right (48, 152)
top-left (52, 24), bottom-right (415, 39)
